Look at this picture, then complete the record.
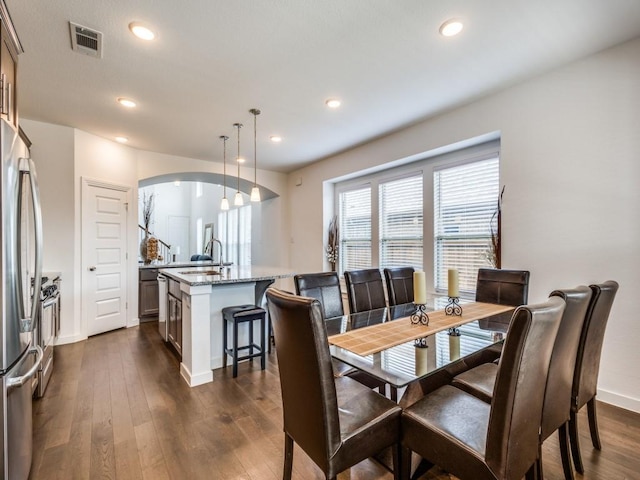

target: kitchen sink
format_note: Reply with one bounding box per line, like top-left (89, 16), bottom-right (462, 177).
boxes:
top-left (180, 270), bottom-right (222, 276)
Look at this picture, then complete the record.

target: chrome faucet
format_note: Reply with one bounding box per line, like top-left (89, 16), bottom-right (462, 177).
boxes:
top-left (211, 237), bottom-right (224, 266)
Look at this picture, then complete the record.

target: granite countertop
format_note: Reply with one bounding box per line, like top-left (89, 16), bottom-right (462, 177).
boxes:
top-left (159, 265), bottom-right (294, 286)
top-left (139, 261), bottom-right (233, 270)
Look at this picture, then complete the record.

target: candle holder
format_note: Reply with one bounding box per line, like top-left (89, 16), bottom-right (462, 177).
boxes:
top-left (445, 296), bottom-right (463, 316)
top-left (411, 303), bottom-right (430, 326)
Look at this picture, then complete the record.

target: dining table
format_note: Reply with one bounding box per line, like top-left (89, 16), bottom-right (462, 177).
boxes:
top-left (326, 297), bottom-right (516, 477)
top-left (326, 297), bottom-right (515, 407)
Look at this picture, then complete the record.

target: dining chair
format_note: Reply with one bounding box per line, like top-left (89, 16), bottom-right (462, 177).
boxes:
top-left (294, 271), bottom-right (390, 394)
top-left (400, 297), bottom-right (566, 480)
top-left (344, 268), bottom-right (400, 401)
top-left (266, 288), bottom-right (402, 480)
top-left (383, 267), bottom-right (415, 306)
top-left (294, 272), bottom-right (345, 319)
top-left (475, 268), bottom-right (530, 326)
top-left (344, 268), bottom-right (387, 314)
top-left (568, 280), bottom-right (619, 475)
top-left (452, 286), bottom-right (593, 480)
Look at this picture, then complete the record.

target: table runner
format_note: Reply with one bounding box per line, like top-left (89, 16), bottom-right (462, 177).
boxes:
top-left (328, 302), bottom-right (514, 356)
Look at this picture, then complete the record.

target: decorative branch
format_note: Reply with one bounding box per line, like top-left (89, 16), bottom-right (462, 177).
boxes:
top-left (141, 192), bottom-right (155, 231)
top-left (488, 186), bottom-right (505, 268)
top-left (326, 215), bottom-right (339, 271)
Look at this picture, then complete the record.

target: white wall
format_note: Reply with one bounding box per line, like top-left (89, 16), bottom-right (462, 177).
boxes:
top-left (23, 120), bottom-right (76, 342)
top-left (288, 37), bottom-right (640, 412)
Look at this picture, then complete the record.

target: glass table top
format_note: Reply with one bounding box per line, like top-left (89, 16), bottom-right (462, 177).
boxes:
top-left (327, 300), bottom-right (510, 389)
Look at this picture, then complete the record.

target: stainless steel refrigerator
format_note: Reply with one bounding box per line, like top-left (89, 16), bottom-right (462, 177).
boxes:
top-left (0, 118), bottom-right (43, 480)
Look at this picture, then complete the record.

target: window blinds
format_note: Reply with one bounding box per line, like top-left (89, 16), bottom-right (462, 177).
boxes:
top-left (434, 157), bottom-right (499, 295)
top-left (379, 174), bottom-right (423, 269)
top-left (339, 186), bottom-right (372, 272)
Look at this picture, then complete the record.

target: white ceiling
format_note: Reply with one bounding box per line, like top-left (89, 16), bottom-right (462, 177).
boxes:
top-left (7, 0), bottom-right (640, 172)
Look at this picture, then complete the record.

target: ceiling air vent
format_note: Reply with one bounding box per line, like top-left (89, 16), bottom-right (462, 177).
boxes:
top-left (69, 22), bottom-right (103, 58)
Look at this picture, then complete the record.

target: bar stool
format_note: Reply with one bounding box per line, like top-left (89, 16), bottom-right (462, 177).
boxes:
top-left (222, 304), bottom-right (267, 378)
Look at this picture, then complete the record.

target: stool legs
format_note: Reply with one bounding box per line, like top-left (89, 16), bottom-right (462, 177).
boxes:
top-left (233, 316), bottom-right (239, 378)
top-left (222, 313), bottom-right (228, 369)
top-left (260, 315), bottom-right (266, 370)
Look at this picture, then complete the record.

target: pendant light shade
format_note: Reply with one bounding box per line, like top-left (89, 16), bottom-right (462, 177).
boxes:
top-left (233, 123), bottom-right (244, 207)
top-left (219, 135), bottom-right (229, 211)
top-left (249, 108), bottom-right (261, 202)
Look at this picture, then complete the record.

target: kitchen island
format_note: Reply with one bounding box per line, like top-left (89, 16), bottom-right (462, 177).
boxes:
top-left (159, 265), bottom-right (294, 387)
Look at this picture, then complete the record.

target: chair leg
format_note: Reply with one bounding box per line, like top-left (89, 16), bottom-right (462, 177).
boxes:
top-left (558, 422), bottom-right (575, 480)
top-left (568, 409), bottom-right (585, 475)
top-left (222, 317), bottom-right (228, 369)
top-left (391, 442), bottom-right (402, 480)
top-left (283, 434), bottom-right (293, 480)
top-left (587, 397), bottom-right (602, 450)
top-left (525, 463), bottom-right (537, 480)
top-left (249, 318), bottom-right (254, 362)
top-left (399, 445), bottom-right (411, 480)
top-left (390, 386), bottom-right (397, 403)
top-left (536, 441), bottom-right (544, 480)
top-left (233, 319), bottom-right (239, 378)
top-left (260, 314), bottom-right (266, 371)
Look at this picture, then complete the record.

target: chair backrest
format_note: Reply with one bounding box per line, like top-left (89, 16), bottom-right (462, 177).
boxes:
top-left (344, 268), bottom-right (386, 313)
top-left (294, 272), bottom-right (344, 319)
top-left (475, 268), bottom-right (530, 306)
top-left (541, 286), bottom-right (593, 439)
top-left (266, 288), bottom-right (340, 472)
top-left (383, 267), bottom-right (415, 306)
top-left (485, 296), bottom-right (565, 480)
top-left (573, 280), bottom-right (619, 409)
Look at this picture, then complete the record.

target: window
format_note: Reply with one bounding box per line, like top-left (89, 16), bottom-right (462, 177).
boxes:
top-left (218, 205), bottom-right (252, 265)
top-left (379, 174), bottom-right (423, 269)
top-left (433, 157), bottom-right (499, 296)
top-left (339, 186), bottom-right (371, 272)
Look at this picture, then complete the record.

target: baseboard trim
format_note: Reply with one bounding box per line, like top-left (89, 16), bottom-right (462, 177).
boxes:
top-left (597, 388), bottom-right (640, 414)
top-left (55, 333), bottom-right (88, 345)
top-left (180, 363), bottom-right (213, 387)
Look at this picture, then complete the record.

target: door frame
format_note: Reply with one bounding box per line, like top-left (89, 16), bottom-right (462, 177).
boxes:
top-left (81, 177), bottom-right (132, 338)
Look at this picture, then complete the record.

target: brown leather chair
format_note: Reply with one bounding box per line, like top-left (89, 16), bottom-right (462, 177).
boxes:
top-left (384, 267), bottom-right (415, 306)
top-left (400, 297), bottom-right (565, 480)
top-left (476, 268), bottom-right (530, 327)
top-left (294, 271), bottom-right (386, 390)
top-left (294, 272), bottom-right (345, 319)
top-left (344, 268), bottom-right (387, 313)
top-left (266, 288), bottom-right (402, 480)
top-left (453, 286), bottom-right (593, 480)
top-left (569, 280), bottom-right (619, 475)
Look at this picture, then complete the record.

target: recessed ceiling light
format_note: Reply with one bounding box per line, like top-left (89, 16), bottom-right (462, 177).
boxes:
top-left (129, 22), bottom-right (155, 41)
top-left (270, 135), bottom-right (282, 143)
top-left (117, 97), bottom-right (136, 108)
top-left (237, 157), bottom-right (246, 164)
top-left (439, 19), bottom-right (463, 37)
top-left (325, 98), bottom-right (341, 109)
top-left (174, 180), bottom-right (181, 187)
top-left (115, 136), bottom-right (128, 143)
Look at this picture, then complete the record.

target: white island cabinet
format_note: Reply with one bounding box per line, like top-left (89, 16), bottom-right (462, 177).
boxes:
top-left (159, 266), bottom-right (294, 387)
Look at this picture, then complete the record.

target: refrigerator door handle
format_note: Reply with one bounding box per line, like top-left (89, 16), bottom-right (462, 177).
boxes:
top-left (7, 345), bottom-right (43, 392)
top-left (17, 157), bottom-right (44, 332)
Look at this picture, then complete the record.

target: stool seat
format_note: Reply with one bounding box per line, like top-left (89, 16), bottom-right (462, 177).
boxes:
top-left (222, 304), bottom-right (267, 378)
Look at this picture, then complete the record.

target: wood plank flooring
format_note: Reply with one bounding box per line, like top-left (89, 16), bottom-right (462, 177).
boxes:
top-left (30, 322), bottom-right (640, 480)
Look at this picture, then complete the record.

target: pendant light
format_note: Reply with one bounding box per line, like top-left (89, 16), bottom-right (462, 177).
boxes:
top-left (233, 123), bottom-right (244, 206)
top-left (249, 108), bottom-right (261, 202)
top-left (219, 135), bottom-right (230, 211)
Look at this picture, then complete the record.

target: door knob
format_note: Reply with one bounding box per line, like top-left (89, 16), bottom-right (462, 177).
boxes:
top-left (89, 266), bottom-right (96, 271)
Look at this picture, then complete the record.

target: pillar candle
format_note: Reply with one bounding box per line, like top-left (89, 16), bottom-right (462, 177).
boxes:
top-left (413, 271), bottom-right (426, 304)
top-left (415, 345), bottom-right (429, 376)
top-left (448, 269), bottom-right (459, 298)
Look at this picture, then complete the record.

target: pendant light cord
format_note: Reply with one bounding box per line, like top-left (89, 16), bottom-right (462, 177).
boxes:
top-left (233, 123), bottom-right (242, 193)
top-left (220, 135), bottom-right (228, 197)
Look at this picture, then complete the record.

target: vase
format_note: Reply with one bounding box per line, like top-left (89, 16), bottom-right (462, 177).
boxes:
top-left (140, 230), bottom-right (150, 264)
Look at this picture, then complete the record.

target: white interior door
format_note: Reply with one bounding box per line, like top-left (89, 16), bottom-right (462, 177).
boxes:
top-left (82, 180), bottom-right (129, 336)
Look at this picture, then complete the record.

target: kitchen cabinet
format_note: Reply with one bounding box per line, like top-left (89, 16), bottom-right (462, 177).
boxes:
top-left (167, 278), bottom-right (182, 357)
top-left (0, 2), bottom-right (21, 128)
top-left (138, 268), bottom-right (159, 320)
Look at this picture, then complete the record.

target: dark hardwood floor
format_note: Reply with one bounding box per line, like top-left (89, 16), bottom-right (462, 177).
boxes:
top-left (30, 322), bottom-right (640, 480)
